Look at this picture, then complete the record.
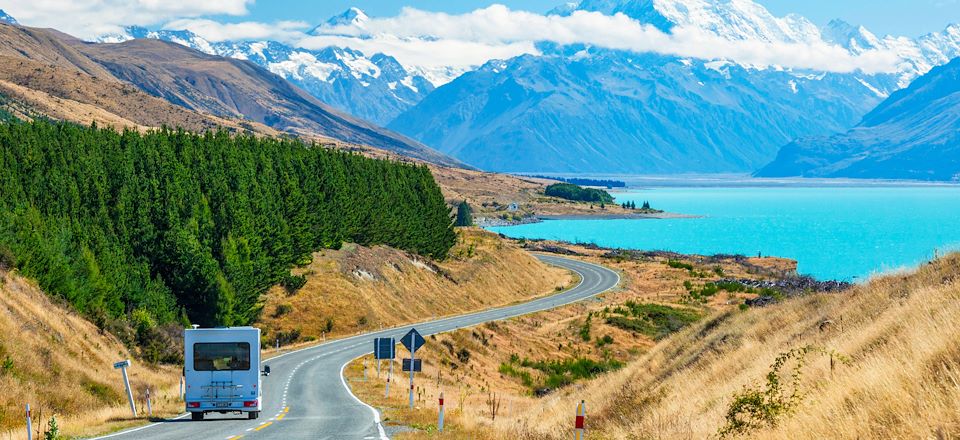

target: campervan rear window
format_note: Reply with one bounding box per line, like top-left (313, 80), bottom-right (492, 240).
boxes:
top-left (193, 342), bottom-right (251, 371)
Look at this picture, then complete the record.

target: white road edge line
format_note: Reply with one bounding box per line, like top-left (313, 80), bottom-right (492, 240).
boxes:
top-left (88, 413), bottom-right (190, 439)
top-left (339, 360), bottom-right (389, 440)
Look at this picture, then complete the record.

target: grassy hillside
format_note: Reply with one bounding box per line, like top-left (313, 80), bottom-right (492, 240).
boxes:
top-left (479, 254), bottom-right (960, 439)
top-left (258, 228), bottom-right (572, 344)
top-left (343, 244), bottom-right (801, 437)
top-left (0, 268), bottom-right (180, 438)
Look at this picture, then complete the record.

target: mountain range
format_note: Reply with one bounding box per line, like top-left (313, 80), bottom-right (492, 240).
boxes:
top-left (93, 0), bottom-right (960, 174)
top-left (387, 0), bottom-right (960, 173)
top-left (97, 9), bottom-right (439, 126)
top-left (757, 57), bottom-right (960, 180)
top-left (5, 1), bottom-right (960, 178)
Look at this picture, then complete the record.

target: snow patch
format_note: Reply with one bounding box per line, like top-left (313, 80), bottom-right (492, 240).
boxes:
top-left (400, 76), bottom-right (418, 93)
top-left (268, 51), bottom-right (340, 82)
top-left (856, 77), bottom-right (888, 98)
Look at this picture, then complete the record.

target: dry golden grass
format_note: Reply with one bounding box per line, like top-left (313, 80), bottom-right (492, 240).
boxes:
top-left (258, 228), bottom-right (573, 342)
top-left (465, 254), bottom-right (960, 439)
top-left (0, 269), bottom-right (181, 439)
top-left (346, 245), bottom-right (799, 439)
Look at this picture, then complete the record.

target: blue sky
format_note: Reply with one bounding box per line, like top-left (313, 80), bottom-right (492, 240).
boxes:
top-left (237, 0), bottom-right (958, 37)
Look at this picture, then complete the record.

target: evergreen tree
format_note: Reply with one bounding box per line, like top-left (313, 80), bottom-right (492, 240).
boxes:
top-left (0, 119), bottom-right (456, 328)
top-left (455, 200), bottom-right (474, 227)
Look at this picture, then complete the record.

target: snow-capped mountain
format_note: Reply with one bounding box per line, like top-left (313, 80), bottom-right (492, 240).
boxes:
top-left (555, 0), bottom-right (822, 44)
top-left (97, 11), bottom-right (435, 125)
top-left (758, 57), bottom-right (960, 180)
top-left (388, 0), bottom-right (960, 173)
top-left (312, 7), bottom-right (369, 33)
top-left (0, 9), bottom-right (17, 25)
top-left (821, 19), bottom-right (960, 87)
top-left (389, 45), bottom-right (887, 173)
top-left (91, 0), bottom-right (960, 174)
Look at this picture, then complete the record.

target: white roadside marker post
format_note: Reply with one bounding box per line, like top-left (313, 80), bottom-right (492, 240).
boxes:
top-left (25, 404), bottom-right (32, 440)
top-left (146, 387), bottom-right (153, 417)
top-left (574, 400), bottom-right (586, 439)
top-left (114, 359), bottom-right (137, 417)
top-left (438, 391), bottom-right (445, 432)
top-left (362, 359), bottom-right (367, 381)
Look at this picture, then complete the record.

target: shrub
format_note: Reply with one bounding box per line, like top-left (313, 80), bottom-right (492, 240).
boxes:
top-left (595, 335), bottom-right (614, 347)
top-left (44, 416), bottom-right (61, 440)
top-left (606, 303), bottom-right (702, 339)
top-left (281, 274), bottom-right (307, 294)
top-left (579, 315), bottom-right (592, 342)
top-left (456, 348), bottom-right (471, 364)
top-left (666, 260), bottom-right (695, 271)
top-left (273, 304), bottom-right (293, 318)
top-left (718, 346), bottom-right (844, 437)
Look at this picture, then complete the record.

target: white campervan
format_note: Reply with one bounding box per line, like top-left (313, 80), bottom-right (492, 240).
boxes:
top-left (184, 327), bottom-right (264, 420)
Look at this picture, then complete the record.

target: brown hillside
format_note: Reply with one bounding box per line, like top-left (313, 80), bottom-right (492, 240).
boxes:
top-left (461, 255), bottom-right (960, 439)
top-left (72, 38), bottom-right (461, 167)
top-left (258, 228), bottom-right (572, 344)
top-left (0, 22), bottom-right (461, 167)
top-left (0, 269), bottom-right (180, 438)
top-left (0, 55), bottom-right (276, 134)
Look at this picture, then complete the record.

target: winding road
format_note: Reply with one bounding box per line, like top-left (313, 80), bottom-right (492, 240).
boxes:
top-left (92, 255), bottom-right (619, 440)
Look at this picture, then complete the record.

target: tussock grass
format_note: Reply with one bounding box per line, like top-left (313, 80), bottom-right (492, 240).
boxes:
top-left (491, 254), bottom-right (960, 439)
top-left (0, 270), bottom-right (180, 439)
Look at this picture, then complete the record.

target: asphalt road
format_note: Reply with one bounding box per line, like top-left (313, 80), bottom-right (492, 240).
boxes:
top-left (92, 254), bottom-right (619, 440)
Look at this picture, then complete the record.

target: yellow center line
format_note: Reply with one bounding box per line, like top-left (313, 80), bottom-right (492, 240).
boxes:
top-left (283, 407), bottom-right (290, 413)
top-left (227, 436), bottom-right (243, 440)
top-left (276, 413), bottom-right (286, 421)
top-left (254, 422), bottom-right (273, 431)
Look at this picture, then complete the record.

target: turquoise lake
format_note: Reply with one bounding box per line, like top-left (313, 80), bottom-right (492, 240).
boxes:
top-left (489, 186), bottom-right (960, 281)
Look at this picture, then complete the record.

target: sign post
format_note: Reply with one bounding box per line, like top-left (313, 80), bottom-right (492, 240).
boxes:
top-left (400, 328), bottom-right (426, 410)
top-left (114, 359), bottom-right (137, 417)
top-left (374, 337), bottom-right (396, 398)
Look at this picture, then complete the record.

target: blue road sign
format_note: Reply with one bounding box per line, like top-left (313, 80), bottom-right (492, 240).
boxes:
top-left (374, 337), bottom-right (395, 360)
top-left (402, 358), bottom-right (422, 372)
top-left (401, 328), bottom-right (425, 353)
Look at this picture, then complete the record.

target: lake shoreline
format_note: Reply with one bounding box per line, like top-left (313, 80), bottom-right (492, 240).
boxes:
top-left (475, 211), bottom-right (697, 227)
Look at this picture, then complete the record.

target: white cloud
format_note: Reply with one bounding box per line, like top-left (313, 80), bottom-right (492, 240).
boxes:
top-left (1, 0), bottom-right (252, 38)
top-left (4, 2), bottom-right (902, 74)
top-left (296, 35), bottom-right (538, 70)
top-left (164, 18), bottom-right (309, 42)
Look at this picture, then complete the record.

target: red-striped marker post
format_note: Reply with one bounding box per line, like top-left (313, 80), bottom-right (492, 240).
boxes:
top-left (25, 404), bottom-right (32, 440)
top-left (574, 400), bottom-right (585, 439)
top-left (438, 391), bottom-right (445, 432)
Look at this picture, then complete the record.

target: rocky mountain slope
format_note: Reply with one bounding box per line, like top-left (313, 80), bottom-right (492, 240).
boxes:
top-left (0, 21), bottom-right (461, 167)
top-left (389, 46), bottom-right (879, 173)
top-left (757, 57), bottom-right (960, 180)
top-left (98, 9), bottom-right (437, 125)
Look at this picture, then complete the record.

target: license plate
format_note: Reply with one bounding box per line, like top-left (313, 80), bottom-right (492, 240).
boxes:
top-left (213, 402), bottom-right (231, 408)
